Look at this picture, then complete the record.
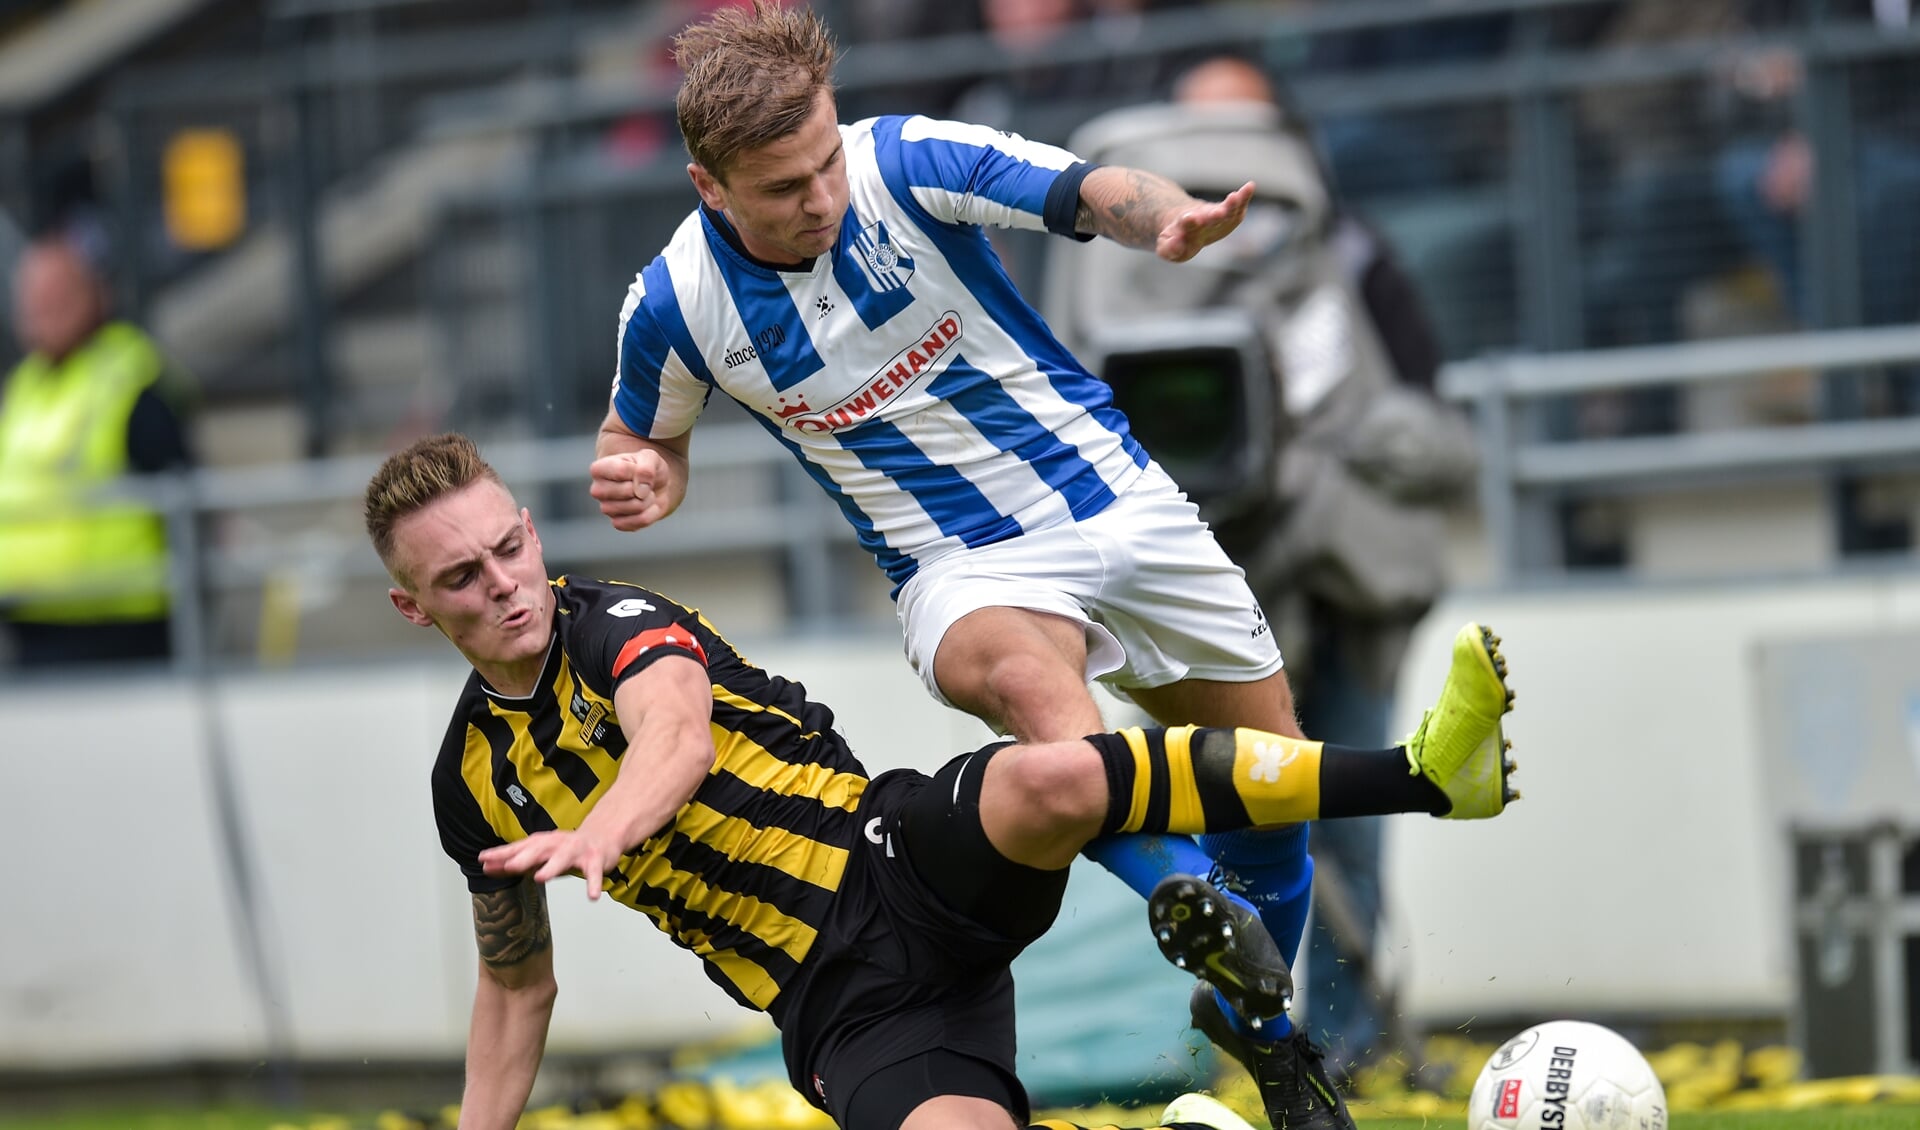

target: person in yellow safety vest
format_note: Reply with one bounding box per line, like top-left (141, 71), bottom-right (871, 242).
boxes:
top-left (0, 234), bottom-right (193, 666)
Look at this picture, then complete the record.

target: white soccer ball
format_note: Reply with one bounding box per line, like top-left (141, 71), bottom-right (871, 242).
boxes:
top-left (1466, 1019), bottom-right (1668, 1130)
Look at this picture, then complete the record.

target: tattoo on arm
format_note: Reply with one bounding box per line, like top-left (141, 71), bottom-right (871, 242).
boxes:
top-left (472, 879), bottom-right (552, 967)
top-left (1077, 168), bottom-right (1195, 249)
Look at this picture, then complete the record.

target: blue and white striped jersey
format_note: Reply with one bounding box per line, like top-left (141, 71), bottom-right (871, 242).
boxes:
top-left (611, 114), bottom-right (1150, 592)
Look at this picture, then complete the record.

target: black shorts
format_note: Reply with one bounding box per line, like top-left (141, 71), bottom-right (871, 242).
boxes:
top-left (769, 748), bottom-right (1073, 1128)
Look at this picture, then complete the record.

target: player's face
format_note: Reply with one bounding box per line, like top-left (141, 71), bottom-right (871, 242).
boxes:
top-left (691, 88), bottom-right (849, 266)
top-left (387, 481), bottom-right (554, 685)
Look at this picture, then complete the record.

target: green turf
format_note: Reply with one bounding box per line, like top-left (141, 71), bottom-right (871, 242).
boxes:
top-left (1354, 1112), bottom-right (1920, 1130)
top-left (0, 1109), bottom-right (315, 1130)
top-left (5, 1107), bottom-right (1920, 1130)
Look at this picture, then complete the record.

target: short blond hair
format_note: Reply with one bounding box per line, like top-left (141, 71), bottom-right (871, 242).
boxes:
top-left (364, 433), bottom-right (504, 575)
top-left (674, 1), bottom-right (837, 179)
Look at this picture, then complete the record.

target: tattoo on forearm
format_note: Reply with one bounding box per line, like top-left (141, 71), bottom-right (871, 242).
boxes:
top-left (472, 879), bottom-right (552, 967)
top-left (1079, 168), bottom-right (1193, 248)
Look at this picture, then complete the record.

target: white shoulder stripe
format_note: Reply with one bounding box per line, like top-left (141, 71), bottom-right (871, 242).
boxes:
top-left (898, 115), bottom-right (1081, 172)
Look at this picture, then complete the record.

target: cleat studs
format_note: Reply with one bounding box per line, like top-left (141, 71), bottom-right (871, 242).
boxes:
top-left (1504, 758), bottom-right (1518, 775)
top-left (1174, 955), bottom-right (1189, 970)
top-left (1504, 739), bottom-right (1513, 751)
top-left (1220, 923), bottom-right (1235, 940)
top-left (1199, 899), bottom-right (1215, 917)
top-left (1156, 927), bottom-right (1172, 943)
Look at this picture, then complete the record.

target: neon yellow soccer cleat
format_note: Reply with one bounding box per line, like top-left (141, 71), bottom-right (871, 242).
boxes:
top-left (1404, 622), bottom-right (1518, 819)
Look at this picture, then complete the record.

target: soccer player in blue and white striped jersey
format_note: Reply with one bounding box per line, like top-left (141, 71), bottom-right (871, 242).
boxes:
top-left (589, 9), bottom-right (1402, 1126)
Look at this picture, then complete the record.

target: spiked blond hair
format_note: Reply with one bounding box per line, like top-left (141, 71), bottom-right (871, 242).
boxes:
top-left (363, 432), bottom-right (504, 577)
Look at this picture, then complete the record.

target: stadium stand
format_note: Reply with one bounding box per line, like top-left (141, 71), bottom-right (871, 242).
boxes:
top-left (7, 1), bottom-right (1920, 1123)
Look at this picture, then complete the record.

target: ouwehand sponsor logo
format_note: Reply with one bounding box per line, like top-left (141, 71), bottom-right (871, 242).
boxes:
top-left (768, 311), bottom-right (962, 433)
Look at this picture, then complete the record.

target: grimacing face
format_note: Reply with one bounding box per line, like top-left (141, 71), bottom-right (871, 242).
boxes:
top-left (689, 88), bottom-right (850, 266)
top-left (387, 480), bottom-right (554, 682)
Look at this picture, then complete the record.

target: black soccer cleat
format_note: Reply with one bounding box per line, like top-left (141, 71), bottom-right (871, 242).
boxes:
top-left (1147, 873), bottom-right (1293, 1022)
top-left (1189, 982), bottom-right (1358, 1130)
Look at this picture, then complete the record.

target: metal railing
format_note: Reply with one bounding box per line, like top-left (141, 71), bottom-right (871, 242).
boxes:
top-left (9, 0), bottom-right (1908, 454)
top-left (1441, 323), bottom-right (1920, 580)
top-left (414, 1), bottom-right (1920, 442)
top-left (0, 422), bottom-right (856, 676)
top-left (4, 320), bottom-right (1914, 676)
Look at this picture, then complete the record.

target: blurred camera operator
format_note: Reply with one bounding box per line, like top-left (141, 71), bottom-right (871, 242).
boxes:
top-left (1049, 55), bottom-right (1481, 1090)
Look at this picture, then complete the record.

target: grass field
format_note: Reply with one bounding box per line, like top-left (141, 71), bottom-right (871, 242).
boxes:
top-left (3, 1107), bottom-right (1919, 1130)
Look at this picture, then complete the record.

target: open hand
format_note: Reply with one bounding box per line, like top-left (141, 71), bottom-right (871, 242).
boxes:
top-left (1157, 181), bottom-right (1256, 263)
top-left (480, 830), bottom-right (623, 900)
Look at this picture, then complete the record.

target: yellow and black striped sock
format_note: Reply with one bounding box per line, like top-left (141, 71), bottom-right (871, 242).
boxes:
top-left (1092, 725), bottom-right (1448, 834)
top-left (1094, 725), bottom-right (1321, 833)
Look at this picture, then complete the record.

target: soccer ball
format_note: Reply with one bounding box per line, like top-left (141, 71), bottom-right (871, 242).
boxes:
top-left (1466, 1019), bottom-right (1668, 1130)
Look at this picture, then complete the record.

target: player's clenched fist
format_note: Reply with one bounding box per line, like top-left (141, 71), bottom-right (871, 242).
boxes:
top-left (590, 449), bottom-right (674, 531)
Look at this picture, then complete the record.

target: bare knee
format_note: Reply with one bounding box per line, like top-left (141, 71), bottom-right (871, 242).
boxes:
top-left (988, 741), bottom-right (1109, 832)
top-left (900, 1094), bottom-right (1020, 1130)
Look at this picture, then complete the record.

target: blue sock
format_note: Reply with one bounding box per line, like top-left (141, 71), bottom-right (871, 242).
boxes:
top-left (1080, 832), bottom-right (1295, 1039)
top-left (1079, 832), bottom-right (1215, 899)
top-left (1200, 824), bottom-right (1314, 1038)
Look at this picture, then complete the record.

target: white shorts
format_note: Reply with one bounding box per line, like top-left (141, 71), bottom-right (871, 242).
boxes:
top-left (895, 465), bottom-right (1284, 707)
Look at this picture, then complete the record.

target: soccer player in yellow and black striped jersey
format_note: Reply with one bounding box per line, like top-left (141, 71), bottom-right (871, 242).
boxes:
top-left (365, 434), bottom-right (1514, 1130)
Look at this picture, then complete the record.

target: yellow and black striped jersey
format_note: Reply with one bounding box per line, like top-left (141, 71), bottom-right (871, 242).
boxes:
top-left (431, 575), bottom-right (871, 1012)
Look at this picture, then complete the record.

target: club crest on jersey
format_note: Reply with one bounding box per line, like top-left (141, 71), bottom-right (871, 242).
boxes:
top-left (769, 311), bottom-right (962, 432)
top-left (854, 220), bottom-right (914, 291)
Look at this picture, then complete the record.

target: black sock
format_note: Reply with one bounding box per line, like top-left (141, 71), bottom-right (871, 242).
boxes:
top-left (1319, 745), bottom-right (1451, 818)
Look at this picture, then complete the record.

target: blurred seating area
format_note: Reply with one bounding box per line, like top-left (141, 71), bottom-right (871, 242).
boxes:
top-left (2, 0), bottom-right (1919, 675)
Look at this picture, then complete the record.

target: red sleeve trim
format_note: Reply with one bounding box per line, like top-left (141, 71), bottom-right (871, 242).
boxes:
top-left (612, 625), bottom-right (709, 679)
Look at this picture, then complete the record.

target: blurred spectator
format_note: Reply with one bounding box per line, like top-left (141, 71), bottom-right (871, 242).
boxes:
top-left (835, 0), bottom-right (984, 118)
top-left (1582, 1), bottom-right (1920, 347)
top-left (1284, 3), bottom-right (1512, 199)
top-left (0, 234), bottom-right (193, 667)
top-left (1575, 0), bottom-right (1920, 430)
top-left (602, 0), bottom-right (744, 170)
top-left (1566, 1), bottom-right (1756, 444)
top-left (1710, 11), bottom-right (1920, 367)
top-left (1170, 55), bottom-right (1474, 1089)
top-left (948, 0), bottom-right (1200, 135)
top-left (1577, 2), bottom-right (1748, 354)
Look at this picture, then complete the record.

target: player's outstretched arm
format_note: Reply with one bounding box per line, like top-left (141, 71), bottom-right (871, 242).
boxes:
top-left (458, 878), bottom-right (557, 1130)
top-left (1074, 166), bottom-right (1256, 263)
top-left (590, 409), bottom-right (692, 531)
top-left (477, 656), bottom-right (716, 899)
